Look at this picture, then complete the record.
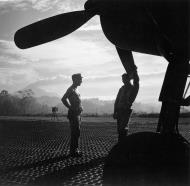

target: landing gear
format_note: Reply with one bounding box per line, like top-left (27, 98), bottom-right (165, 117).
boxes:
top-left (157, 58), bottom-right (189, 134)
top-left (103, 55), bottom-right (190, 186)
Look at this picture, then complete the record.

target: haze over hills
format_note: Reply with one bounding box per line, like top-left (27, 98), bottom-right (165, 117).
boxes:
top-left (19, 86), bottom-right (161, 114)
top-left (35, 96), bottom-right (162, 114)
top-left (36, 95), bottom-right (190, 114)
top-left (8, 85), bottom-right (189, 114)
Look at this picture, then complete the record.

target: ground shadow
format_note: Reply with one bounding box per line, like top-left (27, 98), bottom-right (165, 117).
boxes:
top-left (0, 155), bottom-right (70, 174)
top-left (27, 156), bottom-right (105, 186)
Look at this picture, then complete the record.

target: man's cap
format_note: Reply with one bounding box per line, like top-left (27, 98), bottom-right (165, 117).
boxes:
top-left (72, 73), bottom-right (83, 80)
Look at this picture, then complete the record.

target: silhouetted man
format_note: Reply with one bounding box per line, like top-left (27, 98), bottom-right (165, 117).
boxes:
top-left (113, 71), bottom-right (139, 142)
top-left (61, 73), bottom-right (83, 157)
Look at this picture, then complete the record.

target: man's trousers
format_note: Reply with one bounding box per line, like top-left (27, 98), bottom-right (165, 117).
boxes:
top-left (117, 108), bottom-right (132, 142)
top-left (68, 110), bottom-right (81, 153)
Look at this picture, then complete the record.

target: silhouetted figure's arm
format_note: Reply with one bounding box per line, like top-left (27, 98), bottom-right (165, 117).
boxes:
top-left (61, 90), bottom-right (71, 110)
top-left (129, 72), bottom-right (139, 104)
top-left (116, 48), bottom-right (137, 76)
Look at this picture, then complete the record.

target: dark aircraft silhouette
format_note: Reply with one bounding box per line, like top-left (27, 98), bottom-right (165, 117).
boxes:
top-left (14, 0), bottom-right (190, 185)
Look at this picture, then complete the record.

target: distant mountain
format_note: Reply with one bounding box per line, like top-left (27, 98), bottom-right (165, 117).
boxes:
top-left (36, 96), bottom-right (61, 107)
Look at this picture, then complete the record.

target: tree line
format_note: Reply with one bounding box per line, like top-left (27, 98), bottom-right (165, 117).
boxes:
top-left (0, 89), bottom-right (50, 116)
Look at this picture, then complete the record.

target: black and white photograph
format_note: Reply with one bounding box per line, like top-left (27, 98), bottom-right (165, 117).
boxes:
top-left (0, 0), bottom-right (190, 185)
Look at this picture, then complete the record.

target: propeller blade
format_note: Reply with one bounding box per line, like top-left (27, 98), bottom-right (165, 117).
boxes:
top-left (14, 10), bottom-right (95, 49)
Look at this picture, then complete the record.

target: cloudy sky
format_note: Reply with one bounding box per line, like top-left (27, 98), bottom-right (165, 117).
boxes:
top-left (0, 0), bottom-right (182, 104)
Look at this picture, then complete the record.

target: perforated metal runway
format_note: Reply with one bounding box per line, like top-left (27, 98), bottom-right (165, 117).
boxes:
top-left (0, 117), bottom-right (118, 186)
top-left (0, 116), bottom-right (189, 186)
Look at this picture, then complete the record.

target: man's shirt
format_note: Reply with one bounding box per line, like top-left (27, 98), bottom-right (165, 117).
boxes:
top-left (62, 85), bottom-right (82, 111)
top-left (115, 81), bottom-right (139, 110)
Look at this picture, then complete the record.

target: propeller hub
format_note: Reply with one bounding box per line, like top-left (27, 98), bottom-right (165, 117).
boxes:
top-left (84, 0), bottom-right (102, 15)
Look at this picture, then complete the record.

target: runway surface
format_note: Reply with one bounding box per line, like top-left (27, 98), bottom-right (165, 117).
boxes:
top-left (0, 117), bottom-right (118, 186)
top-left (0, 116), bottom-right (189, 186)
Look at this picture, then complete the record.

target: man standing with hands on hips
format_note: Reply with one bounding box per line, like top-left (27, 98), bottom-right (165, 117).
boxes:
top-left (62, 73), bottom-right (83, 157)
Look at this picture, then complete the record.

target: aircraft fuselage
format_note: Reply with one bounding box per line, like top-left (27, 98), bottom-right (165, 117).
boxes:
top-left (85, 0), bottom-right (190, 59)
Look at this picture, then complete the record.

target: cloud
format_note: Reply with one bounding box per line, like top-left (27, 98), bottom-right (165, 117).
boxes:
top-left (55, 0), bottom-right (86, 12)
top-left (0, 0), bottom-right (87, 13)
top-left (22, 74), bottom-right (122, 99)
top-left (0, 0), bottom-right (31, 13)
top-left (32, 0), bottom-right (59, 11)
top-left (0, 39), bottom-right (33, 64)
top-left (0, 0), bottom-right (170, 104)
top-left (0, 40), bottom-right (39, 91)
top-left (79, 23), bottom-right (102, 31)
top-left (0, 67), bottom-right (39, 92)
top-left (0, 0), bottom-right (21, 1)
top-left (0, 39), bottom-right (13, 49)
top-left (0, 34), bottom-right (121, 95)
